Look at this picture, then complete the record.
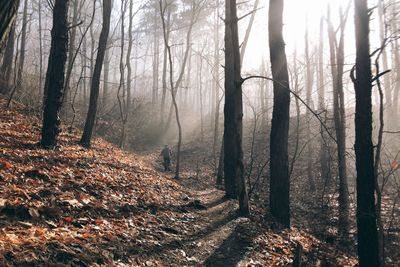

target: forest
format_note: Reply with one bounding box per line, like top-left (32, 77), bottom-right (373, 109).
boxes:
top-left (0, 0), bottom-right (399, 266)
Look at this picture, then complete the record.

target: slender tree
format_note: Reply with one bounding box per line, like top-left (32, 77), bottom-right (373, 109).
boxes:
top-left (80, 0), bottom-right (112, 148)
top-left (159, 0), bottom-right (183, 179)
top-left (327, 6), bottom-right (350, 240)
top-left (353, 0), bottom-right (380, 265)
top-left (268, 0), bottom-right (291, 227)
top-left (16, 0), bottom-right (29, 92)
top-left (40, 0), bottom-right (70, 148)
top-left (317, 17), bottom-right (331, 186)
top-left (304, 27), bottom-right (316, 191)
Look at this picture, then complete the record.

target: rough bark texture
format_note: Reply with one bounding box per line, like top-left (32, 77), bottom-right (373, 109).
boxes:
top-left (0, 0), bottom-right (19, 51)
top-left (0, 24), bottom-right (15, 87)
top-left (40, 0), bottom-right (70, 148)
top-left (353, 0), bottom-right (380, 265)
top-left (224, 0), bottom-right (249, 216)
top-left (80, 0), bottom-right (112, 148)
top-left (268, 0), bottom-right (290, 227)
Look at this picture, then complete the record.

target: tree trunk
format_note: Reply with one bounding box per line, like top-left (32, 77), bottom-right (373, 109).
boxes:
top-left (159, 0), bottom-right (183, 180)
top-left (40, 0), bottom-right (70, 148)
top-left (268, 0), bottom-right (291, 227)
top-left (353, 0), bottom-right (380, 265)
top-left (152, 4), bottom-right (160, 106)
top-left (224, 0), bottom-right (249, 216)
top-left (213, 0), bottom-right (221, 180)
top-left (240, 0), bottom-right (259, 64)
top-left (0, 0), bottom-right (19, 50)
top-left (38, 0), bottom-right (43, 99)
top-left (16, 0), bottom-right (28, 93)
top-left (163, 2), bottom-right (198, 133)
top-left (117, 0), bottom-right (127, 149)
top-left (103, 40), bottom-right (110, 106)
top-left (80, 0), bottom-right (112, 148)
top-left (304, 28), bottom-right (316, 191)
top-left (327, 7), bottom-right (350, 239)
top-left (317, 17), bottom-right (331, 186)
top-left (378, 0), bottom-right (392, 110)
top-left (126, 0), bottom-right (134, 113)
top-left (0, 23), bottom-right (15, 87)
top-left (160, 7), bottom-right (171, 126)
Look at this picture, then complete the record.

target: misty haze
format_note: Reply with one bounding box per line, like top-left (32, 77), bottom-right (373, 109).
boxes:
top-left (0, 0), bottom-right (399, 266)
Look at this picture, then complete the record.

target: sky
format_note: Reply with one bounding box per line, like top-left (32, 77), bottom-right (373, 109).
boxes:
top-left (242, 0), bottom-right (380, 72)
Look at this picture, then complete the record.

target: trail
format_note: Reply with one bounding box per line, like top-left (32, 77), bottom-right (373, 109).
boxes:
top-left (137, 150), bottom-right (254, 266)
top-left (0, 97), bottom-right (359, 266)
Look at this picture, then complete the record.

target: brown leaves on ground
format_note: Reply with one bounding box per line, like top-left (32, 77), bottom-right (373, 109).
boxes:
top-left (1, 97), bottom-right (358, 266)
top-left (0, 98), bottom-right (187, 266)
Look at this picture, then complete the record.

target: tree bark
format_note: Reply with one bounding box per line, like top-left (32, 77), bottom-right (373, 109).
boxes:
top-left (353, 0), bottom-right (380, 265)
top-left (0, 0), bottom-right (19, 51)
top-left (40, 0), bottom-right (70, 148)
top-left (224, 0), bottom-right (249, 216)
top-left (80, 0), bottom-right (112, 148)
top-left (0, 23), bottom-right (15, 87)
top-left (268, 0), bottom-right (291, 227)
top-left (327, 7), bottom-right (350, 240)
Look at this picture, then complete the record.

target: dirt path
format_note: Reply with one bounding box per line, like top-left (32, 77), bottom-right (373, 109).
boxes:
top-left (138, 150), bottom-right (256, 266)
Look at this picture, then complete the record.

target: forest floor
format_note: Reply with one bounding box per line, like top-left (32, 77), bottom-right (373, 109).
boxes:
top-left (1, 97), bottom-right (359, 266)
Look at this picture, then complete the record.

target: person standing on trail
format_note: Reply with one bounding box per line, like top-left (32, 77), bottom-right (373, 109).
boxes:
top-left (160, 145), bottom-right (172, 171)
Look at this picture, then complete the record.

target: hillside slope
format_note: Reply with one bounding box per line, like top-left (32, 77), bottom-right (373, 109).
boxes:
top-left (0, 98), bottom-right (357, 266)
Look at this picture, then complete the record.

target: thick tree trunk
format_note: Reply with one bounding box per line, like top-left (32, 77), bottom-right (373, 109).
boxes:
top-left (268, 0), bottom-right (291, 227)
top-left (224, 0), bottom-right (249, 216)
top-left (80, 0), bottom-right (112, 148)
top-left (40, 0), bottom-right (70, 148)
top-left (0, 0), bottom-right (19, 50)
top-left (0, 24), bottom-right (15, 87)
top-left (353, 0), bottom-right (380, 265)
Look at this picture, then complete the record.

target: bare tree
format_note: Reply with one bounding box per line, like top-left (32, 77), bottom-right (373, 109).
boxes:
top-left (224, 0), bottom-right (249, 216)
top-left (304, 27), bottom-right (316, 191)
top-left (0, 0), bottom-right (20, 50)
top-left (80, 0), bottom-right (112, 148)
top-left (41, 0), bottom-right (70, 148)
top-left (268, 0), bottom-right (291, 227)
top-left (327, 6), bottom-right (350, 240)
top-left (159, 0), bottom-right (183, 179)
top-left (352, 0), bottom-right (380, 264)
